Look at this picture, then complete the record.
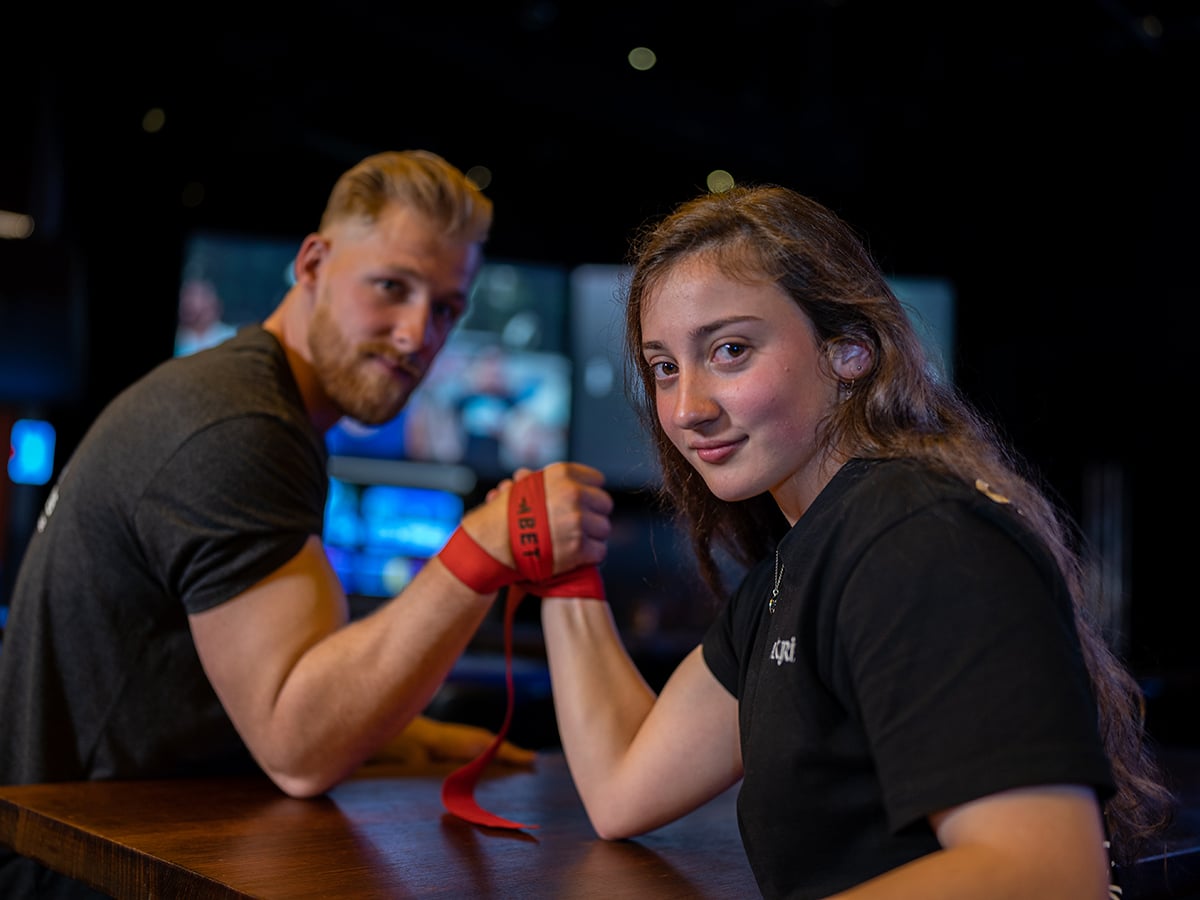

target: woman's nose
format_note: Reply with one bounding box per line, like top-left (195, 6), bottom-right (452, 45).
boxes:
top-left (672, 370), bottom-right (720, 430)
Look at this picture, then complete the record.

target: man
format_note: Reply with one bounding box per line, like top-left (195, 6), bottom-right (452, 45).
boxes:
top-left (0, 150), bottom-right (612, 894)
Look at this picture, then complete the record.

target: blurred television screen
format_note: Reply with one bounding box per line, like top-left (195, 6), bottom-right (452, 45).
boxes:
top-left (323, 477), bottom-right (464, 601)
top-left (176, 229), bottom-right (573, 484)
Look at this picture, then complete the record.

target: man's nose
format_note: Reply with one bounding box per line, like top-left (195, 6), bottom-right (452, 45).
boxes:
top-left (390, 300), bottom-right (432, 353)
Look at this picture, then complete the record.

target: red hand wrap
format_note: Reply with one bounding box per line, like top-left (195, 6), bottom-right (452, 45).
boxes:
top-left (436, 527), bottom-right (514, 594)
top-left (509, 469), bottom-right (604, 600)
top-left (508, 470), bottom-right (555, 582)
top-left (516, 565), bottom-right (606, 601)
top-left (441, 470), bottom-right (606, 831)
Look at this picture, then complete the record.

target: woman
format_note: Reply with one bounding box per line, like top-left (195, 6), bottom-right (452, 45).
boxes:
top-left (539, 185), bottom-right (1172, 898)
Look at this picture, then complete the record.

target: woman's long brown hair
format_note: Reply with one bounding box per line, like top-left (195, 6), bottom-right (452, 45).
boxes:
top-left (622, 184), bottom-right (1173, 864)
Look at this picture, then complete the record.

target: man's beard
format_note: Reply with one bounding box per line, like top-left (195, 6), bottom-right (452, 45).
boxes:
top-left (309, 304), bottom-right (424, 426)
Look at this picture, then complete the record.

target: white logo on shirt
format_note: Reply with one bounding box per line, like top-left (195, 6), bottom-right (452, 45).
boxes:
top-left (769, 636), bottom-right (796, 666)
top-left (36, 483), bottom-right (60, 534)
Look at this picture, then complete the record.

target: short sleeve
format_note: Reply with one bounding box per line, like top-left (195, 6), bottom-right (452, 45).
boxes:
top-left (702, 559), bottom-right (775, 699)
top-left (836, 500), bottom-right (1113, 830)
top-left (137, 414), bottom-right (328, 614)
top-left (702, 599), bottom-right (740, 697)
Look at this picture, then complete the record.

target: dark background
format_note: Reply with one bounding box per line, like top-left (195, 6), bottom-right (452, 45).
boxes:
top-left (2, 2), bottom-right (1197, 738)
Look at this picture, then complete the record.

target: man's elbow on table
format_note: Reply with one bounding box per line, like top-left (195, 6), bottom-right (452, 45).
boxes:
top-left (262, 759), bottom-right (354, 799)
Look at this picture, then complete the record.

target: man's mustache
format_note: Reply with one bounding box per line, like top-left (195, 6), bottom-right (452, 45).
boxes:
top-left (362, 344), bottom-right (425, 380)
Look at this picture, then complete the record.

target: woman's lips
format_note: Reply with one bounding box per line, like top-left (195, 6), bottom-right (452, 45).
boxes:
top-left (692, 439), bottom-right (744, 464)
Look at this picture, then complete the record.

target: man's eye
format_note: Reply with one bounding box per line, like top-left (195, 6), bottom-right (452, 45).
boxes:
top-left (378, 279), bottom-right (410, 297)
top-left (434, 301), bottom-right (463, 323)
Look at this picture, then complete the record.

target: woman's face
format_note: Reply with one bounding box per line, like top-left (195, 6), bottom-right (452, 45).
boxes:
top-left (640, 255), bottom-right (843, 523)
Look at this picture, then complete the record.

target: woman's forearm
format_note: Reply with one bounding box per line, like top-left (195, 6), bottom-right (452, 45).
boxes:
top-left (541, 597), bottom-right (656, 830)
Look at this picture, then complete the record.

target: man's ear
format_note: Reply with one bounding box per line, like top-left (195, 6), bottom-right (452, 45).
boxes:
top-left (830, 341), bottom-right (872, 381)
top-left (292, 233), bottom-right (328, 286)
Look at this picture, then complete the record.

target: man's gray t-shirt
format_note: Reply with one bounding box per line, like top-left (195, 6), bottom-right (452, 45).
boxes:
top-left (0, 325), bottom-right (328, 788)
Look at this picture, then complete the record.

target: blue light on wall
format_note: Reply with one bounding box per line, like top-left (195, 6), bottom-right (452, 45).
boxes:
top-left (8, 418), bottom-right (56, 485)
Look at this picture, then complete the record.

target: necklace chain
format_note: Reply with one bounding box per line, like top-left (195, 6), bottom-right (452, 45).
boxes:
top-left (768, 547), bottom-right (784, 614)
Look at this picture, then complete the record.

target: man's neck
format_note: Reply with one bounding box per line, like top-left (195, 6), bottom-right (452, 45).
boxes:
top-left (263, 298), bottom-right (341, 435)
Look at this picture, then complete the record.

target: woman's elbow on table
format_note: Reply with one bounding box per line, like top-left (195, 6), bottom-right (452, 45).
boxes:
top-left (587, 807), bottom-right (650, 842)
top-left (580, 785), bottom-right (699, 842)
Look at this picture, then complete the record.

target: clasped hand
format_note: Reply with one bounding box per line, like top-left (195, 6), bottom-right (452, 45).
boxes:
top-left (467, 461), bottom-right (613, 576)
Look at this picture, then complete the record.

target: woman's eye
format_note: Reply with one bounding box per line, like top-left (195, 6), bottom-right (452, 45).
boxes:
top-left (650, 360), bottom-right (676, 379)
top-left (715, 342), bottom-right (747, 362)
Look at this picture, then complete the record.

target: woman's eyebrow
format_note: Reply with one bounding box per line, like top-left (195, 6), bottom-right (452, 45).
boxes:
top-left (642, 315), bottom-right (763, 353)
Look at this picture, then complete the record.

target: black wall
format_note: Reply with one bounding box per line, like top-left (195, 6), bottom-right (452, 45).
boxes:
top-left (3, 6), bottom-right (1197, 717)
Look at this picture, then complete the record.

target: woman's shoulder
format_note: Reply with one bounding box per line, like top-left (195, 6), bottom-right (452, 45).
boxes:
top-left (839, 457), bottom-right (1051, 567)
top-left (838, 457), bottom-right (970, 507)
top-left (833, 457), bottom-right (1034, 537)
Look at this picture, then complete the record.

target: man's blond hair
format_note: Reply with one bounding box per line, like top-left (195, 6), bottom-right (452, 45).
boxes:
top-left (319, 150), bottom-right (492, 244)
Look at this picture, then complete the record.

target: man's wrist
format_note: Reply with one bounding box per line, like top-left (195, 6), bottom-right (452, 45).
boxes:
top-left (437, 527), bottom-right (514, 594)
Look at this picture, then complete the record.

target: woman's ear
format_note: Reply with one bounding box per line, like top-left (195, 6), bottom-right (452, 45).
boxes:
top-left (830, 341), bottom-right (872, 381)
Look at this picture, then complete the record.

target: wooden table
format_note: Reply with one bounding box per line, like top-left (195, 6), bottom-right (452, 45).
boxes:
top-left (0, 752), bottom-right (759, 899)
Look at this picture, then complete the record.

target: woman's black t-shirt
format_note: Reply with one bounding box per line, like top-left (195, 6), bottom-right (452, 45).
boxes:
top-left (703, 458), bottom-right (1114, 899)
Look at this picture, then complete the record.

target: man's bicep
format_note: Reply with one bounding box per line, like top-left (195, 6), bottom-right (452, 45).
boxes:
top-left (188, 536), bottom-right (348, 750)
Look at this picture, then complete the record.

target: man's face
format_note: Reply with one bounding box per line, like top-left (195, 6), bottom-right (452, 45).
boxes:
top-left (308, 206), bottom-right (481, 425)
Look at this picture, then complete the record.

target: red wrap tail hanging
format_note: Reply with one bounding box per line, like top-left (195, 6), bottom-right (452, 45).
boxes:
top-left (440, 470), bottom-right (605, 830)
